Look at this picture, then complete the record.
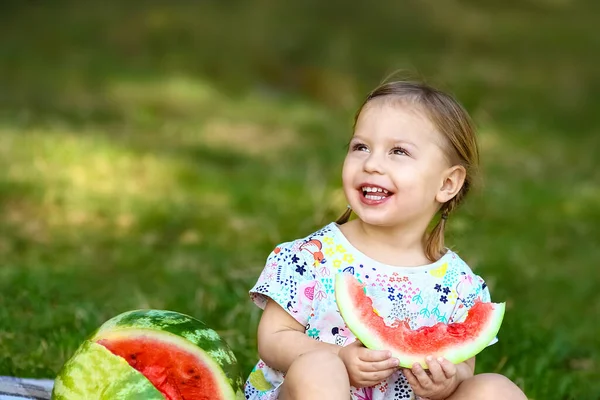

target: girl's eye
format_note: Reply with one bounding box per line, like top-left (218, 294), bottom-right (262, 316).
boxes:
top-left (392, 147), bottom-right (408, 156)
top-left (351, 143), bottom-right (369, 152)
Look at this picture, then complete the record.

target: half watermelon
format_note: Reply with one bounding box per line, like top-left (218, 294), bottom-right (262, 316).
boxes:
top-left (52, 310), bottom-right (244, 400)
top-left (335, 273), bottom-right (505, 368)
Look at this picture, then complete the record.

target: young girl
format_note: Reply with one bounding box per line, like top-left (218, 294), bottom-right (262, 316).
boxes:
top-left (244, 81), bottom-right (527, 400)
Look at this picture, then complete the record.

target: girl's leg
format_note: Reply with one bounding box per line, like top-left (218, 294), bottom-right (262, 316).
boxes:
top-left (279, 350), bottom-right (350, 400)
top-left (446, 373), bottom-right (527, 400)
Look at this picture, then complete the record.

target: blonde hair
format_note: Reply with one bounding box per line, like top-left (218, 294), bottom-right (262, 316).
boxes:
top-left (336, 80), bottom-right (480, 261)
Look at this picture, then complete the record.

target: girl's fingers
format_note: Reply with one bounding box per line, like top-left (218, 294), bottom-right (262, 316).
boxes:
top-left (362, 367), bottom-right (399, 385)
top-left (360, 358), bottom-right (399, 372)
top-left (438, 357), bottom-right (457, 379)
top-left (411, 363), bottom-right (432, 388)
top-left (380, 366), bottom-right (399, 380)
top-left (425, 356), bottom-right (445, 383)
top-left (359, 348), bottom-right (393, 362)
top-left (402, 368), bottom-right (419, 388)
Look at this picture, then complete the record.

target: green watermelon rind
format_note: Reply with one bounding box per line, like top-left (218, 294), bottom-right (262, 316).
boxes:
top-left (335, 273), bottom-right (506, 369)
top-left (91, 309), bottom-right (244, 394)
top-left (52, 340), bottom-right (165, 400)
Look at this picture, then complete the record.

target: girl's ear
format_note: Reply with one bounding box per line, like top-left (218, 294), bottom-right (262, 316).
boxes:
top-left (436, 165), bottom-right (466, 203)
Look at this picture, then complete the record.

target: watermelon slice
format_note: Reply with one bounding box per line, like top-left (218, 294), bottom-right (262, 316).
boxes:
top-left (52, 310), bottom-right (244, 400)
top-left (335, 273), bottom-right (505, 368)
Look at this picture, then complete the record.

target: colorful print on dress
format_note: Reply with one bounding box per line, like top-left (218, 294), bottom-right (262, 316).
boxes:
top-left (300, 239), bottom-right (326, 267)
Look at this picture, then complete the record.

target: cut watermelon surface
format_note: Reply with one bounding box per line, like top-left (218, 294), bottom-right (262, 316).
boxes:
top-left (97, 330), bottom-right (233, 400)
top-left (335, 273), bottom-right (505, 368)
top-left (52, 310), bottom-right (244, 400)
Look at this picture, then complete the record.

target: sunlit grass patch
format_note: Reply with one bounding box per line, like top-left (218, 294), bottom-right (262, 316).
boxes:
top-left (106, 75), bottom-right (221, 121)
top-left (200, 118), bottom-right (297, 158)
top-left (0, 128), bottom-right (204, 235)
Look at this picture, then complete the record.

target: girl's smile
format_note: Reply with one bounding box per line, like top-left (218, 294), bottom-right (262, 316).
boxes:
top-left (359, 183), bottom-right (393, 205)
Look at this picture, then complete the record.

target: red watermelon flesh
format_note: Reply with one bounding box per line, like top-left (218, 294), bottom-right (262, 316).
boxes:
top-left (98, 336), bottom-right (218, 400)
top-left (335, 273), bottom-right (505, 368)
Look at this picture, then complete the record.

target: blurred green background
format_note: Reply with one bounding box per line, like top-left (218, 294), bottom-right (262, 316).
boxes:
top-left (0, 1), bottom-right (598, 399)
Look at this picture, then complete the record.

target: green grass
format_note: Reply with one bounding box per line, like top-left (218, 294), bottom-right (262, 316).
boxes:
top-left (0, 1), bottom-right (598, 399)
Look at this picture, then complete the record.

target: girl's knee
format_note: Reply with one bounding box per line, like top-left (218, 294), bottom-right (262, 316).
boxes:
top-left (288, 350), bottom-right (346, 377)
top-left (453, 373), bottom-right (527, 400)
top-left (285, 350), bottom-right (349, 397)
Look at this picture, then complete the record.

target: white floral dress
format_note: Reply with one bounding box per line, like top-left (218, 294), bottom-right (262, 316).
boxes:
top-left (244, 223), bottom-right (494, 400)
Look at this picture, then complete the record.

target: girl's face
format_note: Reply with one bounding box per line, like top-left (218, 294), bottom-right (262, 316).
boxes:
top-left (342, 100), bottom-right (461, 229)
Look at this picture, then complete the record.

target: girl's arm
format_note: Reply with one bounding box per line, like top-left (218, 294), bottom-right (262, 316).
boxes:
top-left (257, 299), bottom-right (341, 372)
top-left (456, 356), bottom-right (476, 381)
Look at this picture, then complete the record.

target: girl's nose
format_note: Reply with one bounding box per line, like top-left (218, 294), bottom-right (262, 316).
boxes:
top-left (363, 153), bottom-right (385, 174)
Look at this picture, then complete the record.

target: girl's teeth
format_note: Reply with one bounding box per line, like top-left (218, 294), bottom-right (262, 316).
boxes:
top-left (365, 195), bottom-right (385, 200)
top-left (362, 186), bottom-right (390, 194)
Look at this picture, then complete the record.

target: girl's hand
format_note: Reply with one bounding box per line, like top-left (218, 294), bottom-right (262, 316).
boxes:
top-left (338, 340), bottom-right (399, 388)
top-left (402, 356), bottom-right (459, 400)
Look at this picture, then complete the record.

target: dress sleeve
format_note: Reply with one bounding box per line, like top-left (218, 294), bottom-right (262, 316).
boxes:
top-left (249, 240), bottom-right (316, 326)
top-left (451, 273), bottom-right (498, 346)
